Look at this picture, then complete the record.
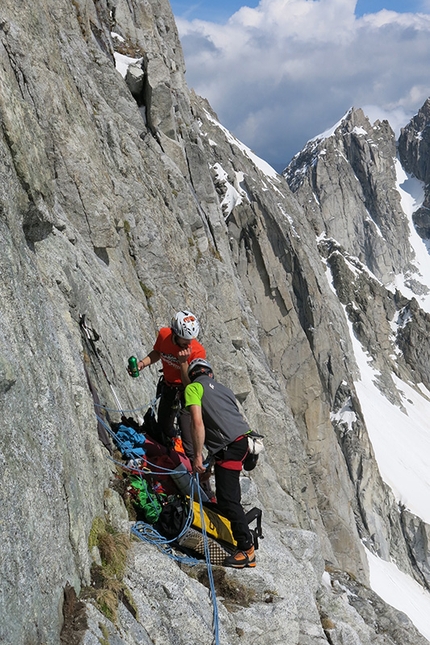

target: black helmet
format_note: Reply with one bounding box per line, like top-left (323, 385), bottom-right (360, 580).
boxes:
top-left (188, 358), bottom-right (213, 382)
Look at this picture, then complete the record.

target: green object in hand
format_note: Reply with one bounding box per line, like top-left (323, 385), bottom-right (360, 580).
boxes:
top-left (128, 356), bottom-right (139, 377)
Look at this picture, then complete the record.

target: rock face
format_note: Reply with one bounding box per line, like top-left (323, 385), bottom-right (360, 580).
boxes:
top-left (398, 98), bottom-right (430, 239)
top-left (285, 108), bottom-right (415, 285)
top-left (284, 104), bottom-right (430, 594)
top-left (0, 1), bottom-right (429, 644)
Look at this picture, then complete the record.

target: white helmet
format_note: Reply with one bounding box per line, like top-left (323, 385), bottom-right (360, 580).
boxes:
top-left (171, 310), bottom-right (200, 340)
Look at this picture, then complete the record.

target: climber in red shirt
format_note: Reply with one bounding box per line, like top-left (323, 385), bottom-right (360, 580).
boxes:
top-left (133, 311), bottom-right (206, 457)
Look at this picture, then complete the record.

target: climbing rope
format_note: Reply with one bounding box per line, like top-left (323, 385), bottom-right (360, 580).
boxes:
top-left (131, 474), bottom-right (198, 564)
top-left (97, 414), bottom-right (189, 478)
top-left (80, 314), bottom-right (162, 425)
top-left (96, 414), bottom-right (146, 459)
top-left (132, 523), bottom-right (201, 565)
top-left (195, 472), bottom-right (220, 645)
top-left (131, 475), bottom-right (220, 645)
top-left (80, 314), bottom-right (125, 414)
top-left (95, 394), bottom-right (221, 643)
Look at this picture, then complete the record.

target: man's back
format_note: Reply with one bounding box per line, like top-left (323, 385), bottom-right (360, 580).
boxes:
top-left (185, 374), bottom-right (249, 454)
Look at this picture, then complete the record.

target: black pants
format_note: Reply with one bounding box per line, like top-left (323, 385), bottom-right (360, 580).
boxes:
top-left (214, 436), bottom-right (252, 551)
top-left (156, 384), bottom-right (194, 458)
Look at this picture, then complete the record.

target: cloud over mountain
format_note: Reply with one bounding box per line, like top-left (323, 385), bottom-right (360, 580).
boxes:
top-left (177, 0), bottom-right (430, 171)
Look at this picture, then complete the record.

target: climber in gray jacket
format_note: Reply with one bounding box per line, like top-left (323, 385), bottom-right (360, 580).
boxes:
top-left (184, 358), bottom-right (255, 569)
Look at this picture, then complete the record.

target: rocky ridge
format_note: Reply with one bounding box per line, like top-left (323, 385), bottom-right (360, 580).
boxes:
top-left (0, 1), bottom-right (429, 644)
top-left (284, 105), bottom-right (430, 592)
top-left (398, 98), bottom-right (430, 239)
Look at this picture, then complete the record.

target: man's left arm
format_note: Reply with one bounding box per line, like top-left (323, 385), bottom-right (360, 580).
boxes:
top-left (189, 404), bottom-right (206, 474)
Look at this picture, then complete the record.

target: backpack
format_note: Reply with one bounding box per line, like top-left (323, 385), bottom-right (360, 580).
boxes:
top-left (129, 476), bottom-right (164, 523)
top-left (154, 496), bottom-right (188, 540)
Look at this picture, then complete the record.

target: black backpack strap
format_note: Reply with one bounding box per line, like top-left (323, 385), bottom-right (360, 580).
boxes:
top-left (156, 375), bottom-right (165, 398)
top-left (245, 507), bottom-right (263, 549)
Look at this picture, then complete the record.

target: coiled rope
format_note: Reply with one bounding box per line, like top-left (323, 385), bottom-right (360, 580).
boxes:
top-left (131, 474), bottom-right (199, 565)
top-left (131, 475), bottom-right (220, 645)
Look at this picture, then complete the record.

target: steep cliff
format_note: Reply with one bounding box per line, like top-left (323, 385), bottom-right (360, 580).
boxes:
top-left (398, 98), bottom-right (430, 240)
top-left (285, 105), bottom-right (430, 593)
top-left (0, 1), bottom-right (429, 644)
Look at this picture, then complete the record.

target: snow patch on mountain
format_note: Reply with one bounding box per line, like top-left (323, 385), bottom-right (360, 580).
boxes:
top-left (203, 109), bottom-right (279, 179)
top-left (347, 315), bottom-right (430, 525)
top-left (366, 548), bottom-right (430, 642)
top-left (388, 160), bottom-right (430, 309)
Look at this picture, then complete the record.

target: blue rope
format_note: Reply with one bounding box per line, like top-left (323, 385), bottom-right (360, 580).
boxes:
top-left (195, 473), bottom-right (220, 645)
top-left (131, 475), bottom-right (200, 564)
top-left (109, 455), bottom-right (188, 478)
top-left (98, 406), bottom-right (220, 642)
top-left (96, 414), bottom-right (136, 455)
top-left (96, 414), bottom-right (183, 520)
top-left (97, 414), bottom-right (154, 466)
top-left (131, 523), bottom-right (201, 564)
top-left (97, 413), bottom-right (192, 478)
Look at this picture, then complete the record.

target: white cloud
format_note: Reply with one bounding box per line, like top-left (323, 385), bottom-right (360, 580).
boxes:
top-left (177, 0), bottom-right (430, 171)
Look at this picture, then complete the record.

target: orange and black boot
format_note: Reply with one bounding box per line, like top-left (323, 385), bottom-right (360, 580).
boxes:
top-left (223, 545), bottom-right (256, 569)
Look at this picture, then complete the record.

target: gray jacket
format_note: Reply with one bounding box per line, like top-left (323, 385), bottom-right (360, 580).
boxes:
top-left (194, 374), bottom-right (250, 455)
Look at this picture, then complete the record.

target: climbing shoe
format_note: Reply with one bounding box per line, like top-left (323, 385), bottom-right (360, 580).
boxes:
top-left (223, 545), bottom-right (256, 569)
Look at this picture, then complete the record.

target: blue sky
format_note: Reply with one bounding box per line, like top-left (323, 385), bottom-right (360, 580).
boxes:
top-left (170, 1), bottom-right (259, 22)
top-left (356, 0), bottom-right (429, 15)
top-left (172, 1), bottom-right (430, 171)
top-left (170, 1), bottom-right (429, 23)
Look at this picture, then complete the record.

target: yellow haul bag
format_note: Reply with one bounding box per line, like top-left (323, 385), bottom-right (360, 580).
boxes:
top-left (177, 500), bottom-right (263, 565)
top-left (190, 500), bottom-right (237, 549)
top-left (177, 499), bottom-right (237, 565)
